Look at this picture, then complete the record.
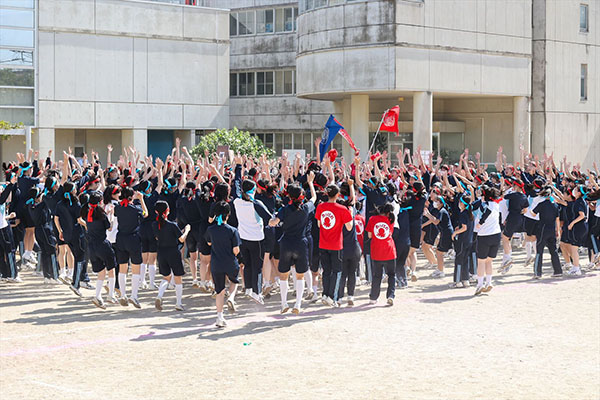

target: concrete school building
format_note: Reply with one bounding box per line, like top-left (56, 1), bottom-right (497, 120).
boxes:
top-left (0, 0), bottom-right (229, 164)
top-left (1, 0), bottom-right (598, 167)
top-left (210, 0), bottom-right (598, 166)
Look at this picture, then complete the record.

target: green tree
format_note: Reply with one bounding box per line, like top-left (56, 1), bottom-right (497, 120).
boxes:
top-left (190, 127), bottom-right (274, 160)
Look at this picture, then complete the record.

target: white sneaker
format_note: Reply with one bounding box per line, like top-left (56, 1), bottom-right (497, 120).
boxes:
top-left (525, 256), bottom-right (535, 267)
top-left (44, 277), bottom-right (51, 284)
top-left (245, 288), bottom-right (252, 297)
top-left (347, 296), bottom-right (354, 306)
top-left (280, 303), bottom-right (290, 314)
top-left (292, 305), bottom-right (302, 314)
top-left (215, 316), bottom-right (227, 328)
top-left (191, 279), bottom-right (200, 289)
top-left (250, 292), bottom-right (264, 305)
top-left (369, 299), bottom-right (377, 305)
top-left (322, 296), bottom-right (334, 307)
top-left (8, 277), bottom-right (23, 283)
top-left (430, 270), bottom-right (445, 278)
top-left (568, 267), bottom-right (582, 276)
top-left (386, 298), bottom-right (394, 306)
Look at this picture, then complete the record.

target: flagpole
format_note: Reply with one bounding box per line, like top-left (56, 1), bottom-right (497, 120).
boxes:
top-left (366, 109), bottom-right (387, 161)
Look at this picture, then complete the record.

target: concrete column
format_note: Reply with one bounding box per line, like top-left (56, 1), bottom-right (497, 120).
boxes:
top-left (25, 126), bottom-right (32, 155)
top-left (334, 98), bottom-right (354, 159)
top-left (122, 129), bottom-right (148, 157)
top-left (350, 94), bottom-right (370, 160)
top-left (513, 96), bottom-right (531, 163)
top-left (38, 128), bottom-right (55, 161)
top-left (413, 91), bottom-right (433, 151)
top-left (174, 130), bottom-right (194, 151)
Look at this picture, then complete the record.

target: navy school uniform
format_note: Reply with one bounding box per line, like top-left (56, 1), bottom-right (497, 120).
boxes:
top-left (205, 223), bottom-right (241, 293)
top-left (55, 198), bottom-right (89, 287)
top-left (152, 219), bottom-right (185, 277)
top-left (436, 207), bottom-right (453, 253)
top-left (16, 175), bottom-right (39, 228)
top-left (276, 201), bottom-right (315, 275)
top-left (86, 215), bottom-right (117, 273)
top-left (503, 191), bottom-right (528, 237)
top-left (140, 191), bottom-right (160, 253)
top-left (256, 192), bottom-right (277, 255)
top-left (423, 205), bottom-right (440, 246)
top-left (532, 199), bottom-right (562, 276)
top-left (0, 184), bottom-right (17, 279)
top-left (29, 200), bottom-right (58, 279)
top-left (393, 207), bottom-right (411, 287)
top-left (407, 194), bottom-right (427, 249)
top-left (453, 209), bottom-right (474, 283)
top-left (568, 197), bottom-right (588, 247)
top-left (114, 202), bottom-right (144, 265)
top-left (177, 191), bottom-right (203, 253)
top-left (197, 197), bottom-right (213, 256)
top-left (339, 205), bottom-right (361, 299)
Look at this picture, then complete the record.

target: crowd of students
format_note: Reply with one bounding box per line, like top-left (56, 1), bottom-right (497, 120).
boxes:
top-left (1, 141), bottom-right (599, 327)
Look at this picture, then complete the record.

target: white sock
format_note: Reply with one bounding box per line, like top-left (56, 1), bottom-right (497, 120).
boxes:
top-left (67, 269), bottom-right (73, 278)
top-left (485, 274), bottom-right (492, 285)
top-left (305, 270), bottom-right (312, 287)
top-left (149, 264), bottom-right (156, 285)
top-left (95, 279), bottom-right (103, 298)
top-left (131, 274), bottom-right (141, 300)
top-left (118, 273), bottom-right (127, 297)
top-left (280, 280), bottom-right (288, 306)
top-left (217, 311), bottom-right (223, 319)
top-left (526, 242), bottom-right (532, 258)
top-left (24, 250), bottom-right (31, 259)
top-left (175, 283), bottom-right (183, 305)
top-left (108, 277), bottom-right (115, 297)
top-left (158, 279), bottom-right (169, 298)
top-left (295, 279), bottom-right (304, 307)
top-left (503, 253), bottom-right (511, 262)
top-left (140, 264), bottom-right (147, 284)
top-left (228, 284), bottom-right (237, 302)
top-left (477, 276), bottom-right (484, 287)
top-left (312, 284), bottom-right (318, 295)
top-left (170, 275), bottom-right (175, 285)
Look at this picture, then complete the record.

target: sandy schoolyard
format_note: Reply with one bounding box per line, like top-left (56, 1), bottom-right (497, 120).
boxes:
top-left (1, 248), bottom-right (599, 400)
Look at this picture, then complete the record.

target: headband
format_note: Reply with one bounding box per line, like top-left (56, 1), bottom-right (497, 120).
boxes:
top-left (460, 197), bottom-right (471, 210)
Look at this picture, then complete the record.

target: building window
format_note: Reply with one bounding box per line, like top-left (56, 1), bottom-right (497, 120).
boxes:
top-left (238, 72), bottom-right (255, 96)
top-left (256, 9), bottom-right (274, 33)
top-left (230, 11), bottom-right (255, 36)
top-left (0, 68), bottom-right (34, 86)
top-left (229, 73), bottom-right (237, 97)
top-left (580, 64), bottom-right (587, 100)
top-left (0, 49), bottom-right (33, 66)
top-left (580, 4), bottom-right (589, 32)
top-left (231, 69), bottom-right (296, 97)
top-left (275, 7), bottom-right (295, 32)
top-left (256, 71), bottom-right (274, 95)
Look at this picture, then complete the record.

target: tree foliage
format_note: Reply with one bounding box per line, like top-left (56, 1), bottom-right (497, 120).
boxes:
top-left (190, 127), bottom-right (274, 160)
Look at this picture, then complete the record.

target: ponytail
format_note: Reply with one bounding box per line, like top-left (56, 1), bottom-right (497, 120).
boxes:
top-left (154, 200), bottom-right (169, 230)
top-left (376, 203), bottom-right (395, 225)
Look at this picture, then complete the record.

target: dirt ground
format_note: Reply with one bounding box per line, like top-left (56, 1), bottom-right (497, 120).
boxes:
top-left (1, 248), bottom-right (599, 400)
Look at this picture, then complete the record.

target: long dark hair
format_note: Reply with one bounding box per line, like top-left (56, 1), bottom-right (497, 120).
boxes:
top-left (287, 184), bottom-right (305, 209)
top-left (375, 202), bottom-right (395, 225)
top-left (213, 201), bottom-right (231, 224)
top-left (242, 179), bottom-right (256, 201)
top-left (62, 181), bottom-right (79, 206)
top-left (81, 191), bottom-right (105, 222)
top-left (460, 194), bottom-right (474, 220)
top-left (154, 200), bottom-right (169, 230)
top-left (103, 184), bottom-right (120, 205)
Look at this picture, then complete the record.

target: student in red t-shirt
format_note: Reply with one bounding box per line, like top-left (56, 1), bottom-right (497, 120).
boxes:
top-left (366, 203), bottom-right (397, 306)
top-left (316, 184), bottom-right (353, 307)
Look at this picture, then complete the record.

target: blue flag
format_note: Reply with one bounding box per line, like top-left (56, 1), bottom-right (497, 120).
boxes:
top-left (319, 115), bottom-right (343, 162)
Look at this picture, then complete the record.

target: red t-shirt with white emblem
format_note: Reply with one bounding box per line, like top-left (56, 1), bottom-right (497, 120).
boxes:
top-left (316, 201), bottom-right (353, 251)
top-left (354, 213), bottom-right (366, 251)
top-left (366, 215), bottom-right (396, 261)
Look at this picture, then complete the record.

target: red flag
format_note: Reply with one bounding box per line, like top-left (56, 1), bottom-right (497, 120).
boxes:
top-left (380, 106), bottom-right (399, 134)
top-left (338, 128), bottom-right (359, 155)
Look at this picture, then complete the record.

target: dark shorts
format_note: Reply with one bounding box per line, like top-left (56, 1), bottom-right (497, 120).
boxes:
top-left (476, 233), bottom-right (501, 259)
top-left (309, 236), bottom-right (320, 272)
top-left (423, 227), bottom-right (439, 246)
top-left (503, 214), bottom-right (524, 238)
top-left (17, 209), bottom-right (34, 228)
top-left (524, 218), bottom-right (539, 237)
top-left (278, 238), bottom-right (309, 274)
top-left (262, 226), bottom-right (276, 254)
top-left (140, 222), bottom-right (157, 253)
top-left (185, 225), bottom-right (201, 253)
top-left (157, 247), bottom-right (185, 276)
top-left (568, 224), bottom-right (588, 247)
top-left (198, 228), bottom-right (211, 256)
top-left (409, 221), bottom-right (422, 249)
top-left (212, 269), bottom-right (240, 294)
top-left (115, 233), bottom-right (143, 265)
top-left (437, 232), bottom-right (453, 253)
top-left (89, 240), bottom-right (117, 273)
